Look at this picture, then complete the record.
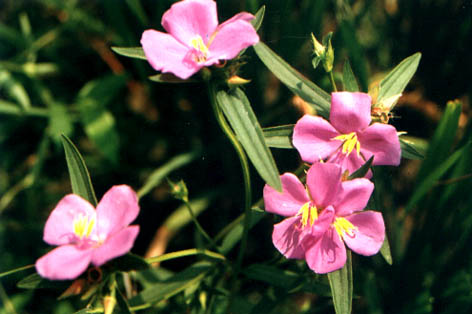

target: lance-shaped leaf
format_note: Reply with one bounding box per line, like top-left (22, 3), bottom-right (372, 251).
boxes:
top-left (342, 60), bottom-right (360, 92)
top-left (253, 42), bottom-right (331, 119)
top-left (61, 135), bottom-right (97, 206)
top-left (216, 88), bottom-right (282, 191)
top-left (262, 124), bottom-right (295, 149)
top-left (327, 250), bottom-right (353, 314)
top-left (377, 53), bottom-right (421, 104)
top-left (251, 5), bottom-right (265, 31)
top-left (380, 236), bottom-right (393, 265)
top-left (400, 135), bottom-right (427, 160)
top-left (111, 46), bottom-right (146, 60)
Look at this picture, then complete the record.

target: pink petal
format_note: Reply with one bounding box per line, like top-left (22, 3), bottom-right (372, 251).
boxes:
top-left (306, 163), bottom-right (343, 209)
top-left (272, 216), bottom-right (306, 259)
top-left (358, 123), bottom-right (401, 166)
top-left (263, 173), bottom-right (309, 217)
top-left (141, 30), bottom-right (199, 79)
top-left (335, 178), bottom-right (374, 217)
top-left (304, 226), bottom-right (346, 274)
top-left (161, 0), bottom-right (218, 46)
top-left (207, 17), bottom-right (259, 62)
top-left (91, 225), bottom-right (140, 266)
top-left (343, 211), bottom-right (385, 256)
top-left (35, 245), bottom-right (92, 280)
top-left (43, 195), bottom-right (96, 246)
top-left (326, 150), bottom-right (372, 178)
top-left (219, 12), bottom-right (255, 26)
top-left (293, 114), bottom-right (341, 164)
top-left (330, 92), bottom-right (372, 134)
top-left (96, 185), bottom-right (139, 238)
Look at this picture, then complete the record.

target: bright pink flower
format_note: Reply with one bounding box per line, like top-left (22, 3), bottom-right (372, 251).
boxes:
top-left (293, 92), bottom-right (401, 176)
top-left (35, 185), bottom-right (140, 280)
top-left (140, 0), bottom-right (259, 79)
top-left (263, 163), bottom-right (385, 274)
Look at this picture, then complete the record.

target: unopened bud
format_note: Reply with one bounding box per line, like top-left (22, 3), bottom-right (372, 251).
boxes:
top-left (311, 33), bottom-right (325, 57)
top-left (58, 279), bottom-right (86, 299)
top-left (168, 179), bottom-right (189, 202)
top-left (103, 295), bottom-right (117, 314)
top-left (227, 75), bottom-right (251, 87)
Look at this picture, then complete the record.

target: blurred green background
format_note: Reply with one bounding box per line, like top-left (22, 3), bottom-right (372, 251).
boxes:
top-left (1, 0), bottom-right (472, 313)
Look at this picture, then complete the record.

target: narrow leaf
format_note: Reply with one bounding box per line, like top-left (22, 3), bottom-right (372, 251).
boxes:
top-left (253, 42), bottom-right (331, 118)
top-left (348, 156), bottom-right (373, 179)
top-left (342, 60), bottom-right (360, 92)
top-left (380, 236), bottom-right (393, 265)
top-left (17, 273), bottom-right (69, 290)
top-left (327, 250), bottom-right (353, 314)
top-left (138, 150), bottom-right (198, 198)
top-left (216, 88), bottom-right (282, 191)
top-left (262, 124), bottom-right (294, 149)
top-left (251, 5), bottom-right (265, 31)
top-left (111, 46), bottom-right (146, 60)
top-left (400, 135), bottom-right (427, 160)
top-left (61, 135), bottom-right (97, 206)
top-left (148, 73), bottom-right (196, 83)
top-left (378, 53), bottom-right (421, 103)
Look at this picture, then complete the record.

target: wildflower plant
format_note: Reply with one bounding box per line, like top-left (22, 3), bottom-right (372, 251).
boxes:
top-left (5, 0), bottom-right (471, 313)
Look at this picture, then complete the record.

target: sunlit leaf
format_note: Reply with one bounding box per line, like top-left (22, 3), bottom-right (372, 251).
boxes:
top-left (253, 42), bottom-right (331, 119)
top-left (400, 135), bottom-right (427, 160)
top-left (216, 87), bottom-right (282, 191)
top-left (380, 236), bottom-right (393, 265)
top-left (342, 60), bottom-right (360, 92)
top-left (262, 124), bottom-right (294, 149)
top-left (111, 46), bottom-right (146, 60)
top-left (61, 135), bottom-right (97, 206)
top-left (251, 5), bottom-right (265, 31)
top-left (327, 250), bottom-right (353, 314)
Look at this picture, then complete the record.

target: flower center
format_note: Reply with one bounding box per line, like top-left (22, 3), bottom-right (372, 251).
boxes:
top-left (190, 35), bottom-right (209, 63)
top-left (73, 213), bottom-right (96, 240)
top-left (297, 202), bottom-right (318, 229)
top-left (332, 132), bottom-right (360, 156)
top-left (333, 217), bottom-right (357, 238)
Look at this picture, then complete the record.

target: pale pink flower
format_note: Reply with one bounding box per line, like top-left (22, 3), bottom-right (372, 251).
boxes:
top-left (140, 0), bottom-right (259, 79)
top-left (293, 92), bottom-right (401, 176)
top-left (35, 185), bottom-right (140, 280)
top-left (263, 163), bottom-right (385, 274)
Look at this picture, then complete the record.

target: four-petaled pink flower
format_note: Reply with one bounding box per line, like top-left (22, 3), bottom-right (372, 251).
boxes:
top-left (141, 0), bottom-right (259, 79)
top-left (293, 92), bottom-right (401, 176)
top-left (263, 163), bottom-right (385, 274)
top-left (35, 185), bottom-right (140, 280)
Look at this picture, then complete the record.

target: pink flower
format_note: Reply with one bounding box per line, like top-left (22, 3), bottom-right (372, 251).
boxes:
top-left (293, 92), bottom-right (401, 176)
top-left (140, 0), bottom-right (259, 79)
top-left (263, 163), bottom-right (385, 274)
top-left (35, 185), bottom-right (140, 280)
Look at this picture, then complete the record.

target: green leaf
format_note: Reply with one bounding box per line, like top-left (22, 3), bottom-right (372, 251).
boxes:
top-left (400, 135), bottom-right (427, 160)
top-left (48, 103), bottom-right (73, 144)
top-left (348, 156), bottom-right (373, 179)
top-left (0, 70), bottom-right (31, 110)
top-left (253, 42), bottom-right (331, 119)
top-left (17, 273), bottom-right (69, 290)
top-left (262, 124), bottom-right (294, 149)
top-left (342, 60), bottom-right (360, 92)
top-left (416, 100), bottom-right (462, 182)
top-left (380, 236), bottom-right (393, 265)
top-left (129, 263), bottom-right (212, 305)
top-left (377, 53), bottom-right (421, 104)
top-left (138, 150), bottom-right (198, 198)
top-left (251, 5), bottom-right (266, 31)
top-left (148, 73), bottom-right (196, 83)
top-left (77, 75), bottom-right (126, 164)
top-left (243, 264), bottom-right (299, 290)
top-left (327, 250), bottom-right (353, 314)
top-left (61, 135), bottom-right (98, 206)
top-left (216, 87), bottom-right (281, 191)
top-left (111, 46), bottom-right (146, 60)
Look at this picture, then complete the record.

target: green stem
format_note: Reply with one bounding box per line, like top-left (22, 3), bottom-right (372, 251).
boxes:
top-left (145, 248), bottom-right (225, 264)
top-left (0, 264), bottom-right (35, 278)
top-left (329, 70), bottom-right (338, 92)
top-left (208, 82), bottom-right (252, 310)
top-left (182, 199), bottom-right (220, 251)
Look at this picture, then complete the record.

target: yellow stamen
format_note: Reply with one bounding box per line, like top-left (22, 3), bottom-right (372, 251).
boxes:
top-left (73, 213), bottom-right (95, 239)
top-left (333, 217), bottom-right (357, 238)
top-left (332, 132), bottom-right (361, 156)
top-left (297, 202), bottom-right (318, 228)
top-left (190, 35), bottom-right (209, 62)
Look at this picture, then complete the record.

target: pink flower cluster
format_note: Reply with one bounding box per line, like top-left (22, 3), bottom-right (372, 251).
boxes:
top-left (264, 92), bottom-right (401, 273)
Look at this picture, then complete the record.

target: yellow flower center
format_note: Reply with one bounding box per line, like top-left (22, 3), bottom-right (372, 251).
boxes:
top-left (190, 35), bottom-right (209, 63)
top-left (333, 217), bottom-right (357, 238)
top-left (332, 132), bottom-right (361, 156)
top-left (297, 202), bottom-right (318, 229)
top-left (73, 213), bottom-right (96, 239)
